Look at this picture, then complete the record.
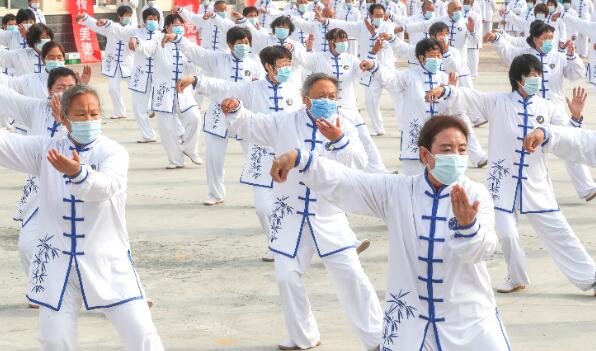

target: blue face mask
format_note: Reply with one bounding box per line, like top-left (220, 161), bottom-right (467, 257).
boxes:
top-left (275, 27), bottom-right (290, 40)
top-left (309, 98), bottom-right (338, 120)
top-left (548, 5), bottom-right (555, 13)
top-left (423, 57), bottom-right (442, 73)
top-left (35, 38), bottom-right (50, 52)
top-left (451, 10), bottom-right (462, 21)
top-left (218, 11), bottom-right (227, 18)
top-left (172, 25), bottom-right (185, 35)
top-left (7, 24), bottom-right (18, 31)
top-left (429, 153), bottom-right (468, 185)
top-left (233, 43), bottom-right (250, 59)
top-left (372, 18), bottom-right (383, 27)
top-left (45, 60), bottom-right (65, 72)
top-left (541, 39), bottom-right (553, 54)
top-left (535, 13), bottom-right (546, 21)
top-left (424, 11), bottom-right (434, 20)
top-left (463, 4), bottom-right (471, 11)
top-left (335, 41), bottom-right (349, 53)
top-left (563, 3), bottom-right (571, 10)
top-left (275, 66), bottom-right (292, 83)
top-left (521, 76), bottom-right (541, 95)
top-left (248, 17), bottom-right (258, 26)
top-left (299, 3), bottom-right (307, 12)
top-left (121, 16), bottom-right (131, 25)
top-left (69, 119), bottom-right (102, 145)
top-left (346, 3), bottom-right (353, 9)
top-left (145, 20), bottom-right (158, 32)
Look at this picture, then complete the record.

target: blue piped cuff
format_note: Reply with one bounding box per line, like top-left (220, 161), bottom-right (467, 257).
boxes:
top-left (296, 149), bottom-right (313, 173)
top-left (570, 116), bottom-right (583, 128)
top-left (65, 165), bottom-right (89, 185)
top-left (453, 218), bottom-right (479, 238)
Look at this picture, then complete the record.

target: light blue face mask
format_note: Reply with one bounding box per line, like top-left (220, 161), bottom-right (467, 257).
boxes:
top-left (275, 66), bottom-right (292, 83)
top-left (145, 20), bottom-right (158, 32)
top-left (172, 25), bottom-right (185, 36)
top-left (309, 98), bottom-right (338, 120)
top-left (541, 39), bottom-right (553, 54)
top-left (299, 3), bottom-right (307, 12)
top-left (535, 13), bottom-right (546, 21)
top-left (451, 10), bottom-right (462, 21)
top-left (423, 57), bottom-right (442, 73)
top-left (275, 27), bottom-right (290, 40)
top-left (424, 11), bottom-right (434, 20)
top-left (248, 17), bottom-right (258, 26)
top-left (346, 3), bottom-right (353, 9)
top-left (45, 60), bottom-right (65, 72)
top-left (463, 4), bottom-right (471, 11)
top-left (121, 16), bottom-right (131, 25)
top-left (527, 2), bottom-right (535, 9)
top-left (372, 17), bottom-right (383, 27)
top-left (521, 76), bottom-right (541, 95)
top-left (548, 5), bottom-right (555, 13)
top-left (217, 11), bottom-right (227, 18)
top-left (335, 41), bottom-right (349, 53)
top-left (7, 24), bottom-right (18, 31)
top-left (233, 43), bottom-right (250, 59)
top-left (35, 38), bottom-right (50, 52)
top-left (563, 2), bottom-right (571, 10)
top-left (428, 153), bottom-right (469, 185)
top-left (69, 119), bottom-right (102, 145)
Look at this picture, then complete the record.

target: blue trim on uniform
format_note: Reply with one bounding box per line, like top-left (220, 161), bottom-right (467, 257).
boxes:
top-left (496, 308), bottom-right (512, 351)
top-left (21, 207), bottom-right (39, 228)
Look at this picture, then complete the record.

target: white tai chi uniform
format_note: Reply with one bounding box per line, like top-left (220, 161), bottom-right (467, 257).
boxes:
top-left (542, 124), bottom-right (596, 167)
top-left (442, 86), bottom-right (596, 291)
top-left (560, 13), bottom-right (596, 90)
top-left (326, 18), bottom-right (396, 135)
top-left (483, 0), bottom-right (498, 34)
top-left (193, 74), bottom-right (302, 244)
top-left (116, 0), bottom-right (139, 27)
top-left (0, 133), bottom-right (163, 350)
top-left (292, 49), bottom-right (387, 172)
top-left (29, 4), bottom-right (46, 24)
top-left (491, 32), bottom-right (596, 199)
top-left (501, 0), bottom-right (527, 35)
top-left (571, 0), bottom-right (594, 56)
top-left (464, 6), bottom-right (483, 79)
top-left (0, 29), bottom-right (28, 50)
top-left (226, 106), bottom-right (382, 350)
top-left (297, 153), bottom-right (513, 351)
top-left (0, 46), bottom-right (43, 76)
top-left (135, 34), bottom-right (201, 167)
top-left (291, 16), bottom-right (334, 53)
top-left (178, 7), bottom-right (234, 53)
top-left (282, 7), bottom-right (314, 47)
top-left (87, 14), bottom-right (158, 141)
top-left (174, 34), bottom-right (264, 202)
top-left (140, 3), bottom-right (165, 29)
top-left (255, 0), bottom-right (282, 30)
top-left (83, 16), bottom-right (133, 119)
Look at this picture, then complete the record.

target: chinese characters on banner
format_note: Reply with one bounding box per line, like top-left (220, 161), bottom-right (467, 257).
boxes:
top-left (176, 0), bottom-right (201, 44)
top-left (69, 0), bottom-right (101, 63)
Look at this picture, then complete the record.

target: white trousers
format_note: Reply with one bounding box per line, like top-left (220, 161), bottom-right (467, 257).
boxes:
top-left (564, 160), bottom-right (596, 199)
top-left (357, 124), bottom-right (387, 173)
top-left (155, 105), bottom-right (201, 167)
top-left (576, 32), bottom-right (589, 57)
top-left (108, 74), bottom-right (128, 118)
top-left (495, 205), bottom-right (596, 290)
top-left (131, 88), bottom-right (156, 140)
top-left (253, 186), bottom-right (274, 242)
top-left (204, 133), bottom-right (248, 201)
top-left (38, 273), bottom-right (164, 351)
top-left (18, 211), bottom-right (38, 277)
top-left (274, 228), bottom-right (383, 350)
top-left (400, 159), bottom-right (425, 176)
top-left (364, 79), bottom-right (385, 135)
top-left (467, 48), bottom-right (480, 78)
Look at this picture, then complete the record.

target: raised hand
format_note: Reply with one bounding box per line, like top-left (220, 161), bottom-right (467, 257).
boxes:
top-left (96, 18), bottom-right (107, 26)
top-left (565, 39), bottom-right (575, 56)
top-left (128, 37), bottom-right (137, 51)
top-left (448, 72), bottom-right (457, 86)
top-left (394, 26), bottom-right (404, 34)
top-left (75, 13), bottom-right (86, 22)
top-left (483, 31), bottom-right (496, 43)
top-left (306, 34), bottom-right (314, 51)
top-left (270, 149), bottom-right (299, 183)
top-left (78, 65), bottom-right (92, 85)
top-left (47, 148), bottom-right (81, 177)
top-left (451, 185), bottom-right (479, 228)
top-left (359, 60), bottom-right (375, 71)
top-left (566, 86), bottom-right (587, 120)
top-left (176, 76), bottom-right (195, 93)
top-left (50, 94), bottom-right (62, 123)
top-left (364, 18), bottom-right (375, 35)
top-left (379, 32), bottom-right (393, 41)
top-left (551, 12), bottom-right (561, 22)
top-left (203, 11), bottom-right (213, 20)
top-left (315, 7), bottom-right (324, 23)
top-left (370, 38), bottom-right (384, 54)
top-left (220, 98), bottom-right (240, 114)
top-left (523, 128), bottom-right (545, 153)
top-left (314, 117), bottom-right (343, 142)
top-left (162, 33), bottom-right (177, 47)
top-left (466, 16), bottom-right (475, 33)
top-left (425, 86), bottom-right (445, 102)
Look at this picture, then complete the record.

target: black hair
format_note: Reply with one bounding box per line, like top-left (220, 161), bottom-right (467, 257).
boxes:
top-left (259, 45), bottom-right (292, 69)
top-left (47, 67), bottom-right (78, 91)
top-left (325, 28), bottom-right (348, 41)
top-left (508, 54), bottom-right (543, 91)
top-left (41, 40), bottom-right (64, 59)
top-left (534, 3), bottom-right (549, 15)
top-left (415, 38), bottom-right (442, 58)
top-left (2, 13), bottom-right (16, 26)
top-left (418, 115), bottom-right (469, 151)
top-left (117, 5), bottom-right (134, 17)
top-left (368, 3), bottom-right (386, 15)
top-left (546, 0), bottom-right (557, 5)
top-left (243, 6), bottom-right (258, 17)
top-left (429, 22), bottom-right (449, 38)
top-left (270, 16), bottom-right (295, 34)
top-left (16, 9), bottom-right (35, 24)
top-left (142, 7), bottom-right (160, 22)
top-left (525, 20), bottom-right (555, 48)
top-left (26, 23), bottom-right (54, 48)
top-left (227, 26), bottom-right (252, 45)
top-left (214, 0), bottom-right (227, 7)
top-left (163, 13), bottom-right (184, 33)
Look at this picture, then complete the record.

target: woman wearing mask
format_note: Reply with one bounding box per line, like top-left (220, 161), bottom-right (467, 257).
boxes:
top-left (0, 23), bottom-right (53, 76)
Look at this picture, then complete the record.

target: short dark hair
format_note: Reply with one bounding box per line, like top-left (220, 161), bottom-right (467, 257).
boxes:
top-left (2, 13), bottom-right (16, 26)
top-left (117, 5), bottom-right (134, 17)
top-left (227, 26), bottom-right (252, 45)
top-left (270, 16), bottom-right (295, 35)
top-left (163, 13), bottom-right (184, 33)
top-left (48, 67), bottom-right (78, 91)
top-left (368, 3), bottom-right (385, 15)
top-left (41, 40), bottom-right (64, 59)
top-left (243, 6), bottom-right (258, 17)
top-left (429, 22), bottom-right (449, 38)
top-left (326, 28), bottom-right (348, 41)
top-left (526, 20), bottom-right (554, 48)
top-left (214, 0), bottom-right (227, 6)
top-left (534, 3), bottom-right (548, 15)
top-left (259, 45), bottom-right (292, 69)
top-left (415, 38), bottom-right (442, 58)
top-left (546, 0), bottom-right (557, 5)
top-left (16, 8), bottom-right (35, 24)
top-left (142, 7), bottom-right (160, 22)
top-left (418, 116), bottom-right (469, 151)
top-left (26, 23), bottom-right (54, 48)
top-left (302, 72), bottom-right (339, 96)
top-left (508, 54), bottom-right (543, 91)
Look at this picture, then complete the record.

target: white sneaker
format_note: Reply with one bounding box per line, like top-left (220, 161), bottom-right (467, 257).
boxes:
top-left (183, 151), bottom-right (203, 165)
top-left (137, 138), bottom-right (157, 144)
top-left (496, 276), bottom-right (526, 293)
top-left (109, 115), bottom-right (127, 120)
top-left (203, 198), bottom-right (224, 206)
top-left (584, 189), bottom-right (596, 202)
top-left (476, 157), bottom-right (488, 169)
top-left (355, 239), bottom-right (371, 255)
top-left (165, 164), bottom-right (184, 170)
top-left (278, 339), bottom-right (321, 350)
top-left (261, 250), bottom-right (275, 262)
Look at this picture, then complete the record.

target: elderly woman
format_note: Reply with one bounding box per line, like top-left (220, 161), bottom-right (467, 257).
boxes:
top-left (0, 85), bottom-right (163, 350)
top-left (270, 115), bottom-right (510, 351)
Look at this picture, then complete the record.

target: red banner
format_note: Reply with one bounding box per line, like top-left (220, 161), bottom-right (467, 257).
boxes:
top-left (176, 0), bottom-right (200, 44)
top-left (69, 0), bottom-right (101, 63)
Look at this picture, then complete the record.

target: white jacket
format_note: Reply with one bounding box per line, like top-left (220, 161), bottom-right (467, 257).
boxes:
top-left (83, 16), bottom-right (133, 78)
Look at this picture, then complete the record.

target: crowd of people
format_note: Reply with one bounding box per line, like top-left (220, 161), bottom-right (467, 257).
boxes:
top-left (0, 0), bottom-right (595, 350)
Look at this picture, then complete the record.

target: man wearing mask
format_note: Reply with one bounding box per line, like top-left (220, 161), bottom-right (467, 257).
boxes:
top-left (0, 9), bottom-right (36, 51)
top-left (140, 0), bottom-right (164, 29)
top-left (27, 0), bottom-right (45, 24)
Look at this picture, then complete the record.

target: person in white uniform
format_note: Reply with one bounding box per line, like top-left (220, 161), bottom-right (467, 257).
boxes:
top-left (0, 85), bottom-right (164, 350)
top-left (0, 23), bottom-right (52, 76)
top-left (28, 0), bottom-right (45, 24)
top-left (570, 0), bottom-right (593, 57)
top-left (140, 0), bottom-right (165, 30)
top-left (255, 0), bottom-right (282, 30)
top-left (219, 73), bottom-right (383, 350)
top-left (0, 9), bottom-right (36, 52)
top-left (482, 0), bottom-right (498, 34)
top-left (177, 0), bottom-right (236, 53)
top-left (270, 115), bottom-right (512, 351)
top-left (426, 54), bottom-right (596, 295)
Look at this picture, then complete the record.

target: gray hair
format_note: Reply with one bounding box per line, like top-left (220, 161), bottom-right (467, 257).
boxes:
top-left (301, 73), bottom-right (339, 97)
top-left (60, 84), bottom-right (101, 118)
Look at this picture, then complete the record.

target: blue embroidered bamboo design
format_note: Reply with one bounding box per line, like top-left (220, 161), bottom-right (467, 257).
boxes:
top-left (407, 118), bottom-right (422, 153)
top-left (155, 83), bottom-right (170, 108)
top-left (270, 195), bottom-right (294, 242)
top-left (104, 54), bottom-right (114, 72)
top-left (18, 176), bottom-right (39, 208)
top-left (487, 159), bottom-right (510, 200)
top-left (31, 234), bottom-right (60, 293)
top-left (211, 104), bottom-right (224, 131)
top-left (382, 290), bottom-right (417, 348)
top-left (131, 66), bottom-right (143, 88)
top-left (247, 145), bottom-right (270, 180)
